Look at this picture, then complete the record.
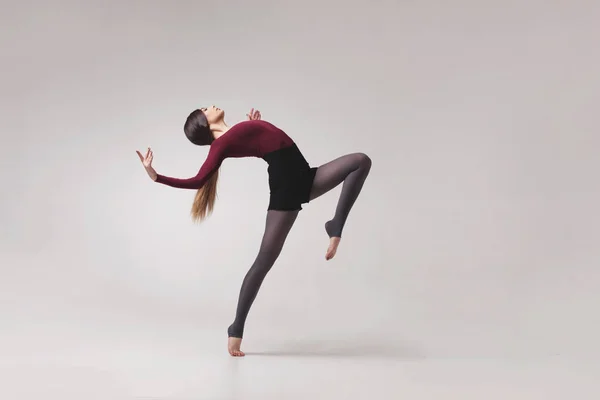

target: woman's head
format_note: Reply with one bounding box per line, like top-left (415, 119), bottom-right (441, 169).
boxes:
top-left (184, 106), bottom-right (225, 146)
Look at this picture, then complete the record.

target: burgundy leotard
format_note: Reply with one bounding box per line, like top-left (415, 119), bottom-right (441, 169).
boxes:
top-left (155, 120), bottom-right (295, 189)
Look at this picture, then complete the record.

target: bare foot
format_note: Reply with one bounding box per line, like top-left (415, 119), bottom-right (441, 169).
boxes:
top-left (326, 237), bottom-right (341, 260)
top-left (228, 337), bottom-right (245, 357)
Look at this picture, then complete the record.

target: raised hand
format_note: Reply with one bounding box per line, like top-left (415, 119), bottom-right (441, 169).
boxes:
top-left (136, 147), bottom-right (158, 181)
top-left (246, 108), bottom-right (261, 121)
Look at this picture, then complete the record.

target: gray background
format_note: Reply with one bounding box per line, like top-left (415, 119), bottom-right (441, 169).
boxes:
top-left (1, 0), bottom-right (599, 398)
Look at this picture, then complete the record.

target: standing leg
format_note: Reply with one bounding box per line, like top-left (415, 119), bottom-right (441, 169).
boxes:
top-left (227, 209), bottom-right (299, 356)
top-left (309, 152), bottom-right (372, 259)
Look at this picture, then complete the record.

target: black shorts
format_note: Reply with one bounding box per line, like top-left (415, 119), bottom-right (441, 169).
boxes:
top-left (263, 143), bottom-right (318, 211)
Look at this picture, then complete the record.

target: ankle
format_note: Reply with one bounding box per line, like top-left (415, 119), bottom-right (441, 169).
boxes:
top-left (325, 220), bottom-right (343, 238)
top-left (227, 324), bottom-right (243, 338)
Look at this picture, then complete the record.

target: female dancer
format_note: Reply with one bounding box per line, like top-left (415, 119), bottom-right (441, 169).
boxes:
top-left (136, 106), bottom-right (372, 356)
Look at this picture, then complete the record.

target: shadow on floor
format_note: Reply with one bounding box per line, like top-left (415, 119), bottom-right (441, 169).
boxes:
top-left (244, 337), bottom-right (425, 359)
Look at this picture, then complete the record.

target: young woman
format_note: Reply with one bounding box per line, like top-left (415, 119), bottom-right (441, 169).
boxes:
top-left (136, 106), bottom-right (372, 356)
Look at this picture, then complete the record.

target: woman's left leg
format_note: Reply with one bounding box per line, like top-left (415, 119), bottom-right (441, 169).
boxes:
top-left (308, 152), bottom-right (372, 259)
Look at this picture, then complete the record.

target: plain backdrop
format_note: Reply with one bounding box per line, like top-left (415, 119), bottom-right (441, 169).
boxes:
top-left (1, 0), bottom-right (599, 398)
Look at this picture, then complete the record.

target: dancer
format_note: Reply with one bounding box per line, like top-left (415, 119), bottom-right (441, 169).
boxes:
top-left (136, 106), bottom-right (372, 356)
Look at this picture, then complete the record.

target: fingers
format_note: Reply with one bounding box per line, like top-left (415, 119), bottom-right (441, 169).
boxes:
top-left (245, 108), bottom-right (262, 120)
top-left (247, 108), bottom-right (261, 120)
top-left (137, 148), bottom-right (153, 165)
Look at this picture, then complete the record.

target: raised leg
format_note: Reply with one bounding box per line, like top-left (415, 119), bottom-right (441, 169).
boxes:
top-left (227, 209), bottom-right (299, 356)
top-left (309, 152), bottom-right (372, 259)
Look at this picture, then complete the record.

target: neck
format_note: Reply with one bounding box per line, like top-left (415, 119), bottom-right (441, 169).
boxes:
top-left (211, 120), bottom-right (229, 140)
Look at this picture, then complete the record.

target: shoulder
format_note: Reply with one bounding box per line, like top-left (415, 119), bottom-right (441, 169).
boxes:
top-left (225, 120), bottom-right (280, 134)
top-left (235, 119), bottom-right (272, 128)
top-left (207, 137), bottom-right (227, 157)
top-left (223, 120), bottom-right (287, 138)
top-left (249, 119), bottom-right (285, 132)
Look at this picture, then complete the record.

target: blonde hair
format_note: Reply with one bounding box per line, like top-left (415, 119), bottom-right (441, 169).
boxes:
top-left (190, 168), bottom-right (219, 223)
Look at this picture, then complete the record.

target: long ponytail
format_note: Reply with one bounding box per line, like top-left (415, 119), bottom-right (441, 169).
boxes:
top-left (191, 168), bottom-right (219, 222)
top-left (184, 108), bottom-right (220, 222)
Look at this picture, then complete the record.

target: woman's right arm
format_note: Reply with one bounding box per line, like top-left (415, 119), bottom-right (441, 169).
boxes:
top-left (137, 146), bottom-right (223, 190)
top-left (136, 148), bottom-right (158, 181)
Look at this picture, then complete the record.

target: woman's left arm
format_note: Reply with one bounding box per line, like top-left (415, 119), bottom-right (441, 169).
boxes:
top-left (246, 108), bottom-right (261, 121)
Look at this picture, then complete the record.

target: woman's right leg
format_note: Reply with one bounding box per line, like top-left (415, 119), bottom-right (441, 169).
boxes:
top-left (227, 209), bottom-right (299, 356)
top-left (309, 152), bottom-right (372, 259)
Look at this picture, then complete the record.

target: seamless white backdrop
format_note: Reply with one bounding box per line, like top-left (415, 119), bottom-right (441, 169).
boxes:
top-left (1, 0), bottom-right (599, 398)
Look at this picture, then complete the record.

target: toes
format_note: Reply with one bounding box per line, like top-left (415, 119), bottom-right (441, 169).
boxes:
top-left (325, 247), bottom-right (336, 260)
top-left (228, 348), bottom-right (245, 357)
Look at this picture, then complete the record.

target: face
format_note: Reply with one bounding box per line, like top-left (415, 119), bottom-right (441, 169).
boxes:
top-left (200, 105), bottom-right (224, 125)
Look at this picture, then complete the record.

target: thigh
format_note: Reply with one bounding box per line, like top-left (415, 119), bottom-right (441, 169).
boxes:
top-left (257, 210), bottom-right (300, 259)
top-left (308, 153), bottom-right (363, 201)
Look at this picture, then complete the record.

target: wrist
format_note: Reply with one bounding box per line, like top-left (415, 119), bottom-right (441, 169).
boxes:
top-left (147, 168), bottom-right (158, 181)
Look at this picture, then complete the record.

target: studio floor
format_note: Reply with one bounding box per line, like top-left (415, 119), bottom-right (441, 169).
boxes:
top-left (2, 313), bottom-right (598, 400)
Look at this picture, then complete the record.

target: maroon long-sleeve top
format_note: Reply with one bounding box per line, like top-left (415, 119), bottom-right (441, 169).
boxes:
top-left (155, 120), bottom-right (295, 189)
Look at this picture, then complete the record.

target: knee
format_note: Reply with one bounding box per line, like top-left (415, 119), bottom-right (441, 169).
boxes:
top-left (357, 152), bottom-right (372, 170)
top-left (255, 249), bottom-right (281, 270)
